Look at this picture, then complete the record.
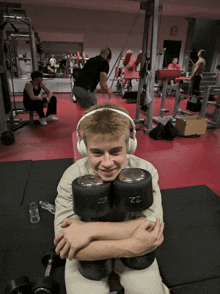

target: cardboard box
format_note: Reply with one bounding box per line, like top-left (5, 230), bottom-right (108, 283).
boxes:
top-left (175, 116), bottom-right (208, 136)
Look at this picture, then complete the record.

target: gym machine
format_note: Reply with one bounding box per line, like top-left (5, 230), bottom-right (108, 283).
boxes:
top-left (0, 3), bottom-right (15, 144)
top-left (152, 69), bottom-right (189, 126)
top-left (0, 3), bottom-right (40, 140)
top-left (199, 85), bottom-right (220, 128)
top-left (134, 0), bottom-right (162, 133)
top-left (120, 50), bottom-right (142, 101)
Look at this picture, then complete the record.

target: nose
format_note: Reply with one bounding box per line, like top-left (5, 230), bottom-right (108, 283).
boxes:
top-left (101, 152), bottom-right (114, 168)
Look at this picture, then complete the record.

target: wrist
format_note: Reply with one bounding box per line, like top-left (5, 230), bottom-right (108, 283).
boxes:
top-left (120, 238), bottom-right (137, 258)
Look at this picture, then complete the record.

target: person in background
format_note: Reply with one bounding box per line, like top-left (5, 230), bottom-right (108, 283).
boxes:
top-left (50, 54), bottom-right (57, 69)
top-left (72, 48), bottom-right (113, 109)
top-left (168, 57), bottom-right (182, 85)
top-left (23, 71), bottom-right (58, 126)
top-left (43, 63), bottom-right (56, 77)
top-left (189, 49), bottom-right (206, 96)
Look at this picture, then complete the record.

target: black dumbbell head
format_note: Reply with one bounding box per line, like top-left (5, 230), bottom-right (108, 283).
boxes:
top-left (121, 251), bottom-right (155, 270)
top-left (5, 276), bottom-right (31, 294)
top-left (78, 259), bottom-right (113, 280)
top-left (41, 250), bottom-right (66, 269)
top-left (72, 174), bottom-right (113, 220)
top-left (31, 277), bottom-right (60, 294)
top-left (113, 168), bottom-right (153, 212)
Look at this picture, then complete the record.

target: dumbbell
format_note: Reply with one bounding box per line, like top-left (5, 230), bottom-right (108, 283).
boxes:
top-left (5, 276), bottom-right (32, 294)
top-left (113, 168), bottom-right (156, 270)
top-left (72, 174), bottom-right (113, 280)
top-left (31, 249), bottom-right (65, 294)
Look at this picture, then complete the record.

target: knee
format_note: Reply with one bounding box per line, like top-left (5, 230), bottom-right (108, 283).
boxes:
top-left (50, 95), bottom-right (57, 102)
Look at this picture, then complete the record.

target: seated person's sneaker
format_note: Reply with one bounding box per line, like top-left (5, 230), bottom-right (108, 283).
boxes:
top-left (45, 115), bottom-right (59, 122)
top-left (39, 118), bottom-right (47, 126)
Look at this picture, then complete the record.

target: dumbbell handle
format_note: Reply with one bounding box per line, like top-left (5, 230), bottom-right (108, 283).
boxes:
top-left (45, 258), bottom-right (53, 277)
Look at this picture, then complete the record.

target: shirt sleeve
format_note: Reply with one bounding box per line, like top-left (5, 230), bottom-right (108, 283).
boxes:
top-left (54, 167), bottom-right (80, 236)
top-left (126, 155), bottom-right (163, 223)
top-left (168, 64), bottom-right (173, 69)
top-left (141, 166), bottom-right (163, 223)
top-left (54, 158), bottom-right (93, 236)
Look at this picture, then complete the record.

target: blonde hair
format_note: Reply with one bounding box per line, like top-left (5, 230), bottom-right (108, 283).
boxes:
top-left (80, 103), bottom-right (131, 146)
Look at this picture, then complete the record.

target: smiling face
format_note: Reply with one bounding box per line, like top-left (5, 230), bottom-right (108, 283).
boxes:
top-left (87, 134), bottom-right (127, 182)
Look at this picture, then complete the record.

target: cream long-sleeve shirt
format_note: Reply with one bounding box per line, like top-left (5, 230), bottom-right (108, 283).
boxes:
top-left (54, 154), bottom-right (163, 236)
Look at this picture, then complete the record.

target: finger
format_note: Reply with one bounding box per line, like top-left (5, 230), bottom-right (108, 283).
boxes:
top-left (151, 218), bottom-right (161, 234)
top-left (140, 220), bottom-right (155, 230)
top-left (68, 247), bottom-right (77, 261)
top-left (54, 231), bottom-right (64, 246)
top-left (60, 218), bottom-right (71, 228)
top-left (60, 243), bottom-right (70, 259)
top-left (55, 238), bottom-right (66, 255)
top-left (158, 222), bottom-right (165, 240)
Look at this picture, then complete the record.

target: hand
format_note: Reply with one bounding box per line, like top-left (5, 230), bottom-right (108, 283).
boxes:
top-left (54, 219), bottom-right (93, 260)
top-left (128, 218), bottom-right (164, 257)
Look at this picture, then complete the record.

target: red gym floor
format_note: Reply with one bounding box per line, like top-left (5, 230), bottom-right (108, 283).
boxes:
top-left (0, 93), bottom-right (220, 196)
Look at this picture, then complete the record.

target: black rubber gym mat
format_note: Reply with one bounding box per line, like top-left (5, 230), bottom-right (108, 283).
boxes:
top-left (156, 185), bottom-right (220, 288)
top-left (0, 160), bottom-right (32, 207)
top-left (1, 206), bottom-right (66, 294)
top-left (171, 277), bottom-right (220, 294)
top-left (22, 158), bottom-right (73, 207)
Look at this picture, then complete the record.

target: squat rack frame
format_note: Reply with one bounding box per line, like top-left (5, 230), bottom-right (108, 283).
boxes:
top-left (134, 0), bottom-right (162, 133)
top-left (0, 4), bottom-right (39, 137)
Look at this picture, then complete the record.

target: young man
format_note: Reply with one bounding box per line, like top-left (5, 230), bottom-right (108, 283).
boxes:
top-left (72, 48), bottom-right (113, 109)
top-left (168, 57), bottom-right (182, 85)
top-left (189, 49), bottom-right (206, 95)
top-left (54, 102), bottom-right (169, 294)
top-left (23, 71), bottom-right (58, 126)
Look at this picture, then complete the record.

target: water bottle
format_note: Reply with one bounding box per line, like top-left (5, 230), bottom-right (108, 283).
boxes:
top-left (39, 201), bottom-right (56, 214)
top-left (29, 202), bottom-right (40, 223)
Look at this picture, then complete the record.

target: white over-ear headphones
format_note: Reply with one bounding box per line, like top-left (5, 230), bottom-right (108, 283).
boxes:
top-left (76, 108), bottom-right (137, 157)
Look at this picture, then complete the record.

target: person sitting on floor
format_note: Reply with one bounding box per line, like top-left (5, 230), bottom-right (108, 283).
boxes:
top-left (23, 71), bottom-right (58, 126)
top-left (54, 102), bottom-right (169, 294)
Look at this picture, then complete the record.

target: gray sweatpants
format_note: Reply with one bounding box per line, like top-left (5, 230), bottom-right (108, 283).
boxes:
top-left (65, 258), bottom-right (169, 294)
top-left (72, 86), bottom-right (97, 109)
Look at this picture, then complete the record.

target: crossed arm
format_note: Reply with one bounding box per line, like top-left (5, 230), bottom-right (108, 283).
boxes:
top-left (54, 217), bottom-right (164, 261)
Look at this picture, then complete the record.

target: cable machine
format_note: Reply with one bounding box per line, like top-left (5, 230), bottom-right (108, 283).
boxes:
top-left (0, 3), bottom-right (39, 144)
top-left (134, 0), bottom-right (162, 133)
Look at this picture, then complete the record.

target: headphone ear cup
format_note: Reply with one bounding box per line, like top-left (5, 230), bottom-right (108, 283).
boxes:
top-left (127, 137), bottom-right (137, 154)
top-left (77, 139), bottom-right (88, 157)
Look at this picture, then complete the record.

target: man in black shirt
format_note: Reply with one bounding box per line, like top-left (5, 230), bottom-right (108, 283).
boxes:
top-left (73, 48), bottom-right (113, 109)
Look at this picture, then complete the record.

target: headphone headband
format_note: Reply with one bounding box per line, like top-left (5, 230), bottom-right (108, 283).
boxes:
top-left (76, 108), bottom-right (136, 141)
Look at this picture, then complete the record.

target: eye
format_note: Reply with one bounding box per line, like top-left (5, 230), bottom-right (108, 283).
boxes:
top-left (110, 149), bottom-right (122, 155)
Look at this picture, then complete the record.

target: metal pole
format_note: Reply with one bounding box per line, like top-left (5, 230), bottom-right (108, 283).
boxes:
top-left (0, 8), bottom-right (12, 134)
top-left (135, 9), bottom-right (151, 120)
top-left (28, 23), bottom-right (38, 71)
top-left (147, 0), bottom-right (159, 130)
